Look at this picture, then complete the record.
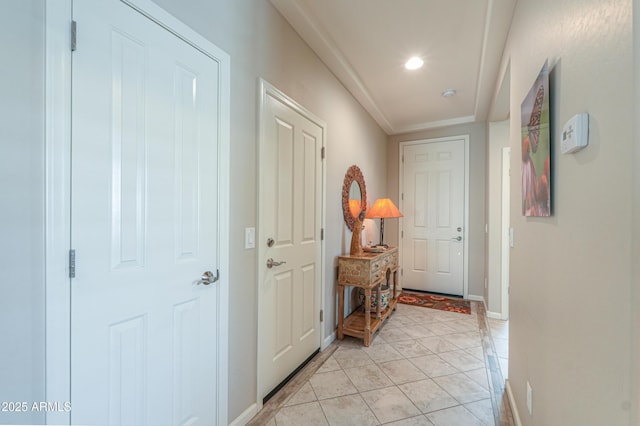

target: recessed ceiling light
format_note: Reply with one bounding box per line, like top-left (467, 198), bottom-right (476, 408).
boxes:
top-left (405, 57), bottom-right (424, 70)
top-left (441, 89), bottom-right (457, 97)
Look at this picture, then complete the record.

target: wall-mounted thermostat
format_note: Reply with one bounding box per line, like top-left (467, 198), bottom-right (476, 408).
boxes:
top-left (560, 113), bottom-right (589, 154)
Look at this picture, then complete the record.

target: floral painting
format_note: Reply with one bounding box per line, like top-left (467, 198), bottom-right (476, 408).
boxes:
top-left (521, 60), bottom-right (551, 217)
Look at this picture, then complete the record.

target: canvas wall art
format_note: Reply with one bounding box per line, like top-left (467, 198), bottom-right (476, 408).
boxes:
top-left (521, 60), bottom-right (551, 217)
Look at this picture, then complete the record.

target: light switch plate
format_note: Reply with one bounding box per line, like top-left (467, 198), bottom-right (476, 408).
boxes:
top-left (245, 227), bottom-right (255, 249)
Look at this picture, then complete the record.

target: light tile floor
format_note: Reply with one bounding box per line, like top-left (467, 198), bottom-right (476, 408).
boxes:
top-left (487, 318), bottom-right (509, 379)
top-left (250, 302), bottom-right (513, 426)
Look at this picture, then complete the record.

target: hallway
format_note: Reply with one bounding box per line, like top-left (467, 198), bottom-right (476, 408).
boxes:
top-left (250, 301), bottom-right (513, 425)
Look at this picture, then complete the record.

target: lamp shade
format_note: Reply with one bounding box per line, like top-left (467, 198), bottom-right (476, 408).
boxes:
top-left (365, 198), bottom-right (403, 219)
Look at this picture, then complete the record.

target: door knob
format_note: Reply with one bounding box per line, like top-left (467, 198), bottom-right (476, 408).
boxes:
top-left (266, 258), bottom-right (286, 269)
top-left (451, 236), bottom-right (462, 242)
top-left (197, 270), bottom-right (219, 285)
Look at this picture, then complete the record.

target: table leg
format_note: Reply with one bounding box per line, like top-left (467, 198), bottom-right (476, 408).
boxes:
top-left (337, 284), bottom-right (344, 340)
top-left (376, 281), bottom-right (382, 319)
top-left (391, 269), bottom-right (398, 311)
top-left (364, 287), bottom-right (371, 346)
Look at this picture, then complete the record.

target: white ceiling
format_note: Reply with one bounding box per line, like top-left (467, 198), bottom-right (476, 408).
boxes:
top-left (270, 0), bottom-right (516, 135)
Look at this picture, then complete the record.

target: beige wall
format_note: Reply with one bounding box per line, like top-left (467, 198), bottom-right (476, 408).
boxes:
top-left (0, 2), bottom-right (46, 425)
top-left (148, 0), bottom-right (388, 420)
top-left (633, 2), bottom-right (640, 423)
top-left (387, 123), bottom-right (487, 299)
top-left (495, 0), bottom-right (633, 424)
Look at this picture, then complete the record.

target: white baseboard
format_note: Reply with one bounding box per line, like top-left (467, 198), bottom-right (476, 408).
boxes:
top-left (474, 298), bottom-right (506, 320)
top-left (322, 331), bottom-right (336, 350)
top-left (229, 403), bottom-right (258, 426)
top-left (505, 379), bottom-right (522, 426)
top-left (466, 294), bottom-right (485, 302)
top-left (486, 310), bottom-right (503, 319)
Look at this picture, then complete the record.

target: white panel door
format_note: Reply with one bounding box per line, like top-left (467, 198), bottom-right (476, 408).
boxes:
top-left (401, 139), bottom-right (465, 296)
top-left (71, 1), bottom-right (221, 424)
top-left (259, 89), bottom-right (323, 399)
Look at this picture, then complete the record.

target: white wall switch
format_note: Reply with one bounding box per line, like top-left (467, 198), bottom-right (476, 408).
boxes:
top-left (561, 113), bottom-right (589, 154)
top-left (509, 227), bottom-right (515, 247)
top-left (245, 227), bottom-right (255, 249)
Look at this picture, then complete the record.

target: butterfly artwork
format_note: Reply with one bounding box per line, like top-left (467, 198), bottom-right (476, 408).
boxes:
top-left (527, 85), bottom-right (544, 153)
top-left (521, 60), bottom-right (551, 217)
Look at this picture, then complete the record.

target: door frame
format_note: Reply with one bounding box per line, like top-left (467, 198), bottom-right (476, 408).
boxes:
top-left (501, 147), bottom-right (511, 320)
top-left (398, 135), bottom-right (470, 298)
top-left (256, 79), bottom-right (326, 411)
top-left (44, 1), bottom-right (231, 424)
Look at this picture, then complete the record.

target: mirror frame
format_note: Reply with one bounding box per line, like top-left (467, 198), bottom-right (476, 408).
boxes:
top-left (342, 165), bottom-right (367, 231)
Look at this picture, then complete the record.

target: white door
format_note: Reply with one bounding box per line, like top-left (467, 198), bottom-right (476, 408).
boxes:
top-left (71, 1), bottom-right (222, 424)
top-left (401, 138), bottom-right (466, 296)
top-left (259, 84), bottom-right (323, 400)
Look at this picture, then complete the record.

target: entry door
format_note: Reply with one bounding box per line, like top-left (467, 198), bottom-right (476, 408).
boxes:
top-left (401, 138), bottom-right (465, 296)
top-left (71, 1), bottom-right (222, 424)
top-left (259, 85), bottom-right (323, 399)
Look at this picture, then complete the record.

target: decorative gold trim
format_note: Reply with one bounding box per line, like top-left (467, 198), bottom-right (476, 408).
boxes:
top-left (342, 165), bottom-right (367, 232)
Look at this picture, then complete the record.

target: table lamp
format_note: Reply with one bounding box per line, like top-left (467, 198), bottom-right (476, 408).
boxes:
top-left (365, 198), bottom-right (403, 247)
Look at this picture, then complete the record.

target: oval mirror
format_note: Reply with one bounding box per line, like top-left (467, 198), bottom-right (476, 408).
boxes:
top-left (342, 165), bottom-right (367, 231)
top-left (348, 181), bottom-right (362, 218)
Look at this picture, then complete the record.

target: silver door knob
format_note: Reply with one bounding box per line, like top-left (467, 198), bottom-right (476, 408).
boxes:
top-left (197, 270), bottom-right (219, 285)
top-left (266, 258), bottom-right (286, 269)
top-left (451, 236), bottom-right (462, 242)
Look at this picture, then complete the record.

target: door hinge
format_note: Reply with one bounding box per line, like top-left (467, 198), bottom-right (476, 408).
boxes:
top-left (401, 155), bottom-right (404, 163)
top-left (320, 309), bottom-right (324, 322)
top-left (401, 268), bottom-right (403, 277)
top-left (321, 228), bottom-right (324, 240)
top-left (321, 146), bottom-right (325, 159)
top-left (71, 20), bottom-right (77, 52)
top-left (401, 193), bottom-right (404, 201)
top-left (69, 249), bottom-right (76, 278)
top-left (401, 230), bottom-right (404, 238)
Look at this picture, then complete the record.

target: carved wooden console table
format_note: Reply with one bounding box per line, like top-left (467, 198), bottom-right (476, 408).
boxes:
top-left (337, 247), bottom-right (398, 346)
